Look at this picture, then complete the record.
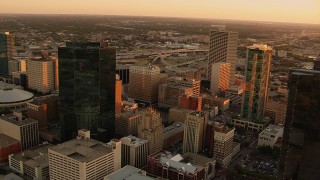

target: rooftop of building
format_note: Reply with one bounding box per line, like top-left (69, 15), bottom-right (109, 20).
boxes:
top-left (49, 137), bottom-right (118, 163)
top-left (121, 135), bottom-right (148, 147)
top-left (105, 165), bottom-right (155, 180)
top-left (182, 152), bottom-right (216, 168)
top-left (164, 122), bottom-right (184, 139)
top-left (247, 44), bottom-right (272, 51)
top-left (167, 76), bottom-right (200, 83)
top-left (10, 144), bottom-right (52, 168)
top-left (209, 121), bottom-right (234, 134)
top-left (259, 124), bottom-right (284, 138)
top-left (0, 113), bottom-right (38, 127)
top-left (0, 134), bottom-right (19, 148)
top-left (290, 67), bottom-right (320, 75)
top-left (149, 150), bottom-right (211, 175)
top-left (189, 111), bottom-right (207, 118)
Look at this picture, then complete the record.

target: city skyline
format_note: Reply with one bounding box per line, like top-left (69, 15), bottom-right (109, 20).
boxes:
top-left (1, 0), bottom-right (319, 24)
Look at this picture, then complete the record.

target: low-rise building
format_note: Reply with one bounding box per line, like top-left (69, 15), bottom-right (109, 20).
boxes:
top-left (48, 130), bottom-right (121, 180)
top-left (9, 143), bottom-right (52, 180)
top-left (0, 134), bottom-right (20, 163)
top-left (258, 124), bottom-right (284, 148)
top-left (147, 150), bottom-right (215, 180)
top-left (163, 122), bottom-right (184, 149)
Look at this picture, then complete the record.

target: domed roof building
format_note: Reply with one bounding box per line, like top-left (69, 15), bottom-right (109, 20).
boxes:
top-left (0, 83), bottom-right (34, 112)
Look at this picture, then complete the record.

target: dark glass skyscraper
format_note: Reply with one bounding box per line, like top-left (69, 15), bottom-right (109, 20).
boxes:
top-left (278, 61), bottom-right (320, 180)
top-left (58, 41), bottom-right (116, 142)
top-left (0, 32), bottom-right (14, 75)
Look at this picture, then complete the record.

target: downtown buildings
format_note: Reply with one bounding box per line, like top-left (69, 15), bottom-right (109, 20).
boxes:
top-left (278, 61), bottom-right (320, 180)
top-left (58, 41), bottom-right (116, 141)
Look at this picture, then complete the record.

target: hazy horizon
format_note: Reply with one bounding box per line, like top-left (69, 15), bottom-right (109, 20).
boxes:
top-left (1, 0), bottom-right (319, 25)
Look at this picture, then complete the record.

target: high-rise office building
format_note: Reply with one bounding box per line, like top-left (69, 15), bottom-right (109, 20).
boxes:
top-left (210, 62), bottom-right (231, 94)
top-left (241, 44), bottom-right (272, 123)
top-left (183, 111), bottom-right (208, 154)
top-left (0, 32), bottom-right (14, 75)
top-left (137, 108), bottom-right (164, 154)
top-left (278, 62), bottom-right (320, 180)
top-left (27, 58), bottom-right (55, 94)
top-left (208, 26), bottom-right (238, 86)
top-left (121, 135), bottom-right (149, 168)
top-left (58, 41), bottom-right (116, 141)
top-left (128, 65), bottom-right (160, 104)
top-left (48, 130), bottom-right (121, 180)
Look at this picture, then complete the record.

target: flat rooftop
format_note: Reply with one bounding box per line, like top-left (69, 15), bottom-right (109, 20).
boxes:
top-left (105, 165), bottom-right (155, 180)
top-left (121, 135), bottom-right (148, 147)
top-left (164, 122), bottom-right (184, 139)
top-left (0, 114), bottom-right (38, 127)
top-left (0, 134), bottom-right (19, 148)
top-left (182, 152), bottom-right (216, 168)
top-left (11, 144), bottom-right (52, 168)
top-left (50, 138), bottom-right (114, 163)
top-left (259, 124), bottom-right (284, 137)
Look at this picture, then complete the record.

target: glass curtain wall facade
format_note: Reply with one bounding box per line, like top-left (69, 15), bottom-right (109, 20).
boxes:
top-left (241, 45), bottom-right (272, 122)
top-left (0, 32), bottom-right (14, 75)
top-left (278, 67), bottom-right (320, 180)
top-left (59, 41), bottom-right (116, 142)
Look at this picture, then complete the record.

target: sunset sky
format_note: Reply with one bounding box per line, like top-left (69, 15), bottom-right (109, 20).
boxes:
top-left (1, 0), bottom-right (319, 24)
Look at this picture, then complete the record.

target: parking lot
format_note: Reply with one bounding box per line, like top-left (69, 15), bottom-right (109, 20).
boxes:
top-left (249, 159), bottom-right (278, 176)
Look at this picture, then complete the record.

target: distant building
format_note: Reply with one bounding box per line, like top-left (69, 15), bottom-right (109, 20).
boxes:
top-left (0, 134), bottom-right (20, 163)
top-left (225, 85), bottom-right (244, 105)
top-left (128, 65), bottom-right (160, 104)
top-left (258, 124), bottom-right (284, 148)
top-left (27, 58), bottom-right (55, 94)
top-left (0, 32), bottom-right (14, 75)
top-left (147, 150), bottom-right (215, 180)
top-left (168, 107), bottom-right (192, 124)
top-left (163, 122), bottom-right (184, 149)
top-left (210, 62), bottom-right (231, 94)
top-left (0, 112), bottom-right (39, 150)
top-left (241, 44), bottom-right (272, 123)
top-left (183, 111), bottom-right (208, 154)
top-left (115, 110), bottom-right (142, 137)
top-left (27, 94), bottom-right (59, 130)
top-left (121, 135), bottom-right (149, 168)
top-left (116, 65), bottom-right (129, 85)
top-left (203, 95), bottom-right (230, 111)
top-left (9, 144), bottom-right (52, 180)
top-left (105, 165), bottom-right (156, 180)
top-left (137, 108), bottom-right (164, 155)
top-left (178, 94), bottom-right (202, 111)
top-left (208, 26), bottom-right (238, 86)
top-left (277, 50), bottom-right (287, 58)
top-left (48, 130), bottom-right (121, 180)
top-left (265, 99), bottom-right (287, 125)
top-left (158, 83), bottom-right (193, 108)
top-left (115, 78), bottom-right (122, 115)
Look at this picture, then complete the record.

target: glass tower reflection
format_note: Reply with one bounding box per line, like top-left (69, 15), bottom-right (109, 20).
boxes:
top-left (58, 41), bottom-right (116, 142)
top-left (279, 61), bottom-right (320, 179)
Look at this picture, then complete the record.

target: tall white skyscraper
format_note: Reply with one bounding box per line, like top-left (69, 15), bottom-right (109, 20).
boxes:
top-left (208, 25), bottom-right (238, 86)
